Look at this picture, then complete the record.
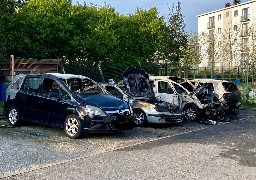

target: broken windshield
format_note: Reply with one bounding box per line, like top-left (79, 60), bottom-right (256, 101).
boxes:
top-left (62, 78), bottom-right (105, 95)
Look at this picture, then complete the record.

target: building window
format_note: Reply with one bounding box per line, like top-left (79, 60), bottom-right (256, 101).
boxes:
top-left (234, 25), bottom-right (238, 31)
top-left (218, 14), bottom-right (221, 20)
top-left (226, 11), bottom-right (229, 17)
top-left (234, 10), bottom-right (238, 17)
top-left (208, 16), bottom-right (215, 29)
top-left (218, 28), bottom-right (221, 33)
top-left (242, 7), bottom-right (249, 21)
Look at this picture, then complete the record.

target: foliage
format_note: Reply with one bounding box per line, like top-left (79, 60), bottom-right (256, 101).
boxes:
top-left (181, 34), bottom-right (200, 68)
top-left (162, 1), bottom-right (188, 66)
top-left (0, 0), bottom-right (191, 80)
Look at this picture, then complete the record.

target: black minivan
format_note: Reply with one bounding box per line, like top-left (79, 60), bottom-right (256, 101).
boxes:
top-left (5, 73), bottom-right (134, 138)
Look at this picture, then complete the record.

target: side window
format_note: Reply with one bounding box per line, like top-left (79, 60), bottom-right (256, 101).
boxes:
top-left (41, 78), bottom-right (70, 99)
top-left (173, 83), bottom-right (186, 94)
top-left (105, 86), bottom-right (123, 99)
top-left (158, 81), bottom-right (174, 94)
top-left (22, 77), bottom-right (41, 94)
top-left (12, 77), bottom-right (24, 90)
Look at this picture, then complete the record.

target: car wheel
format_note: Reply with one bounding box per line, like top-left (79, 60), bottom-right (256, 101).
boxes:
top-left (64, 114), bottom-right (82, 139)
top-left (183, 104), bottom-right (199, 121)
top-left (133, 109), bottom-right (147, 126)
top-left (8, 107), bottom-right (21, 127)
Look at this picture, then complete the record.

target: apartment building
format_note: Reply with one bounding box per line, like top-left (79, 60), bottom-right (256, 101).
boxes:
top-left (198, 0), bottom-right (256, 70)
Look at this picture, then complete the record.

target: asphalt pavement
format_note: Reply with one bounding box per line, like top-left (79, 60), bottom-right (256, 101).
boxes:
top-left (1, 109), bottom-right (256, 180)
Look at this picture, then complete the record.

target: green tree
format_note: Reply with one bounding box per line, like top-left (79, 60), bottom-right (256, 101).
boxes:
top-left (0, 0), bottom-right (27, 61)
top-left (163, 1), bottom-right (188, 66)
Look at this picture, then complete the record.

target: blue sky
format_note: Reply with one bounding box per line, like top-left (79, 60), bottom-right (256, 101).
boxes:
top-left (72, 0), bottom-right (241, 33)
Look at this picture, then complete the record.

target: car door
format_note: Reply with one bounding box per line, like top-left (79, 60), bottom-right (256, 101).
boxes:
top-left (38, 77), bottom-right (72, 126)
top-left (18, 76), bottom-right (43, 121)
top-left (154, 80), bottom-right (180, 106)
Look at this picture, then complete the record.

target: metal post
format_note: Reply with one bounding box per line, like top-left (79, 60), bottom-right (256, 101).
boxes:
top-left (246, 62), bottom-right (249, 103)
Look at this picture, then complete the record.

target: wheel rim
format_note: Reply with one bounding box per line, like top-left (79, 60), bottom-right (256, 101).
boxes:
top-left (9, 109), bottom-right (18, 125)
top-left (134, 111), bottom-right (145, 125)
top-left (184, 107), bottom-right (197, 120)
top-left (65, 117), bottom-right (79, 137)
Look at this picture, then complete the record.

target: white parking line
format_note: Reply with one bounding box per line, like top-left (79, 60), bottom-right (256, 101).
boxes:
top-left (0, 126), bottom-right (211, 179)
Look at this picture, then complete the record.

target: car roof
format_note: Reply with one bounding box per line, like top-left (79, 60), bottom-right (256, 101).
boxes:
top-left (47, 73), bottom-right (89, 80)
top-left (192, 79), bottom-right (230, 83)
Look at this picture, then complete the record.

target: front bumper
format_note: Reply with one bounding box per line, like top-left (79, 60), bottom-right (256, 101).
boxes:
top-left (83, 114), bottom-right (134, 131)
top-left (147, 113), bottom-right (183, 124)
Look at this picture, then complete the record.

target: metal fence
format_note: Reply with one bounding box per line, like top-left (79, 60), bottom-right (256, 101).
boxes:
top-left (65, 62), bottom-right (256, 106)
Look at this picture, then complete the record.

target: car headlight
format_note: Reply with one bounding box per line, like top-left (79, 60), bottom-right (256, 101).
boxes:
top-left (77, 107), bottom-right (88, 117)
top-left (86, 105), bottom-right (107, 118)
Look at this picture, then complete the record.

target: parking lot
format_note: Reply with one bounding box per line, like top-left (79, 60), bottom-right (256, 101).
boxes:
top-left (1, 109), bottom-right (256, 179)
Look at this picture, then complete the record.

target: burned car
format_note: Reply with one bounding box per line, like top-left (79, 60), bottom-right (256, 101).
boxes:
top-left (190, 79), bottom-right (242, 113)
top-left (100, 81), bottom-right (183, 126)
top-left (5, 73), bottom-right (134, 138)
top-left (149, 75), bottom-right (205, 121)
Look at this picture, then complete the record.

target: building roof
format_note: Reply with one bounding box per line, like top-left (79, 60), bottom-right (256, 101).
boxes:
top-left (197, 0), bottom-right (256, 17)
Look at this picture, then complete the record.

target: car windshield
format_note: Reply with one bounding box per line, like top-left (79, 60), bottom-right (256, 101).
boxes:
top-left (63, 78), bottom-right (105, 95)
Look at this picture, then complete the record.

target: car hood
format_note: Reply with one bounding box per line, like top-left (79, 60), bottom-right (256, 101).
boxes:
top-left (80, 94), bottom-right (129, 111)
top-left (122, 67), bottom-right (155, 99)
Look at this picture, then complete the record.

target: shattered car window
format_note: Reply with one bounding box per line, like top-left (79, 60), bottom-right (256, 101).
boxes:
top-left (63, 78), bottom-right (104, 95)
top-left (222, 82), bottom-right (238, 92)
top-left (105, 86), bottom-right (123, 99)
top-left (158, 81), bottom-right (174, 94)
top-left (173, 83), bottom-right (186, 94)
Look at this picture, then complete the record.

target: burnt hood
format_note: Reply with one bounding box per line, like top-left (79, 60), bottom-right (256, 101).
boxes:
top-left (123, 67), bottom-right (155, 99)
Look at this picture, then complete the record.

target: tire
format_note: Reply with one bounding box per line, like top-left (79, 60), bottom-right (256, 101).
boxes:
top-left (64, 114), bottom-right (83, 139)
top-left (133, 109), bottom-right (147, 126)
top-left (8, 107), bottom-right (21, 127)
top-left (183, 104), bottom-right (200, 121)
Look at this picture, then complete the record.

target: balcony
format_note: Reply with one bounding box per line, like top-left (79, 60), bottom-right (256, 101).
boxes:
top-left (241, 14), bottom-right (250, 22)
top-left (207, 35), bottom-right (215, 42)
top-left (240, 30), bottom-right (249, 37)
top-left (207, 21), bottom-right (215, 29)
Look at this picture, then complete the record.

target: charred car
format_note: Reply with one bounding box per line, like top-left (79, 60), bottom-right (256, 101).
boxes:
top-left (5, 73), bottom-right (134, 138)
top-left (190, 79), bottom-right (242, 113)
top-left (100, 81), bottom-right (183, 126)
top-left (148, 76), bottom-right (205, 121)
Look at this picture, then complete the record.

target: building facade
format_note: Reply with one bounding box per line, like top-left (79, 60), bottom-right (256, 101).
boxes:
top-left (198, 0), bottom-right (256, 70)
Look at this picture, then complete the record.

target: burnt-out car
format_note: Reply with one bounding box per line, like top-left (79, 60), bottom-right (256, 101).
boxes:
top-left (190, 79), bottom-right (242, 113)
top-left (100, 82), bottom-right (183, 126)
top-left (103, 67), bottom-right (184, 126)
top-left (5, 73), bottom-right (134, 138)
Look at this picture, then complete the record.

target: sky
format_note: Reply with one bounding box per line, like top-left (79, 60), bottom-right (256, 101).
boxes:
top-left (71, 0), bottom-right (239, 33)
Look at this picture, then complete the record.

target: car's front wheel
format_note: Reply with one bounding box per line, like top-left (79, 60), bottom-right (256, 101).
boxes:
top-left (8, 107), bottom-right (21, 127)
top-left (183, 104), bottom-right (199, 121)
top-left (133, 109), bottom-right (147, 126)
top-left (64, 114), bottom-right (83, 139)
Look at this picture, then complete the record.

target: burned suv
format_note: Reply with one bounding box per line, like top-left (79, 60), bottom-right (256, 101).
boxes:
top-left (190, 79), bottom-right (242, 113)
top-left (5, 73), bottom-right (134, 138)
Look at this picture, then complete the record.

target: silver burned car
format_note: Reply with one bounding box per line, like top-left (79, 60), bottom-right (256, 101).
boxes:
top-left (101, 83), bottom-right (183, 126)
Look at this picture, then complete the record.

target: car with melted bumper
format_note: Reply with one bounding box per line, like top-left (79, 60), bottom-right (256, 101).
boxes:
top-left (100, 82), bottom-right (183, 126)
top-left (5, 73), bottom-right (134, 138)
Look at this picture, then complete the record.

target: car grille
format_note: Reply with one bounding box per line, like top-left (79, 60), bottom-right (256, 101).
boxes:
top-left (105, 109), bottom-right (131, 116)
